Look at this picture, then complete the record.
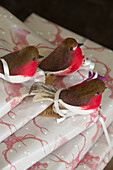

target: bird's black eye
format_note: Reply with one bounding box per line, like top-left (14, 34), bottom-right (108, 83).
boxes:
top-left (83, 59), bottom-right (85, 63)
top-left (70, 47), bottom-right (73, 51)
top-left (33, 57), bottom-right (36, 61)
top-left (97, 91), bottom-right (101, 95)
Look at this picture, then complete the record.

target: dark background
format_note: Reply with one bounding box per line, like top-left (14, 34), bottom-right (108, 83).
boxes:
top-left (0, 0), bottom-right (113, 49)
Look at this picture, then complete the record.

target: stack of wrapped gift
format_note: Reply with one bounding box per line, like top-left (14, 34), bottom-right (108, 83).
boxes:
top-left (0, 6), bottom-right (113, 170)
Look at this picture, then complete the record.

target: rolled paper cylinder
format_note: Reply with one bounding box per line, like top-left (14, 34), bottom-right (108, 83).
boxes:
top-left (0, 46), bottom-right (39, 83)
top-left (39, 38), bottom-right (84, 75)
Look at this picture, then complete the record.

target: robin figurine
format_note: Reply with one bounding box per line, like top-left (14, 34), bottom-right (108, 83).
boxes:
top-left (39, 37), bottom-right (84, 75)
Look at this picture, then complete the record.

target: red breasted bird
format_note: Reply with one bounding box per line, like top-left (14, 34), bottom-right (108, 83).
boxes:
top-left (39, 38), bottom-right (84, 75)
top-left (59, 78), bottom-right (105, 111)
top-left (29, 78), bottom-right (105, 117)
top-left (0, 46), bottom-right (40, 83)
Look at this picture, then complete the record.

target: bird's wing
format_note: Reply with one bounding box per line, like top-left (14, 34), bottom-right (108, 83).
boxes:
top-left (39, 49), bottom-right (70, 71)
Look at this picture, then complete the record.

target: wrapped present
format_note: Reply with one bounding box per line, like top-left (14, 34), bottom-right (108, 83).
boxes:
top-left (0, 7), bottom-right (113, 170)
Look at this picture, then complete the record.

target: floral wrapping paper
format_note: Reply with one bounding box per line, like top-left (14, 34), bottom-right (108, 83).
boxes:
top-left (0, 7), bottom-right (113, 170)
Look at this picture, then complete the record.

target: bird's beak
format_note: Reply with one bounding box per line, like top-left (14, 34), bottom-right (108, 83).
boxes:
top-left (77, 43), bottom-right (84, 48)
top-left (39, 55), bottom-right (44, 59)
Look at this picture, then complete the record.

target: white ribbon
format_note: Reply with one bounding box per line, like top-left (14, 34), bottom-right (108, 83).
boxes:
top-left (54, 89), bottom-right (95, 118)
top-left (78, 58), bottom-right (98, 81)
top-left (99, 116), bottom-right (111, 148)
top-left (92, 71), bottom-right (98, 79)
top-left (54, 89), bottom-right (67, 117)
top-left (80, 58), bottom-right (95, 71)
top-left (53, 89), bottom-right (112, 150)
top-left (33, 70), bottom-right (45, 83)
top-left (0, 58), bottom-right (10, 81)
top-left (0, 58), bottom-right (35, 83)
